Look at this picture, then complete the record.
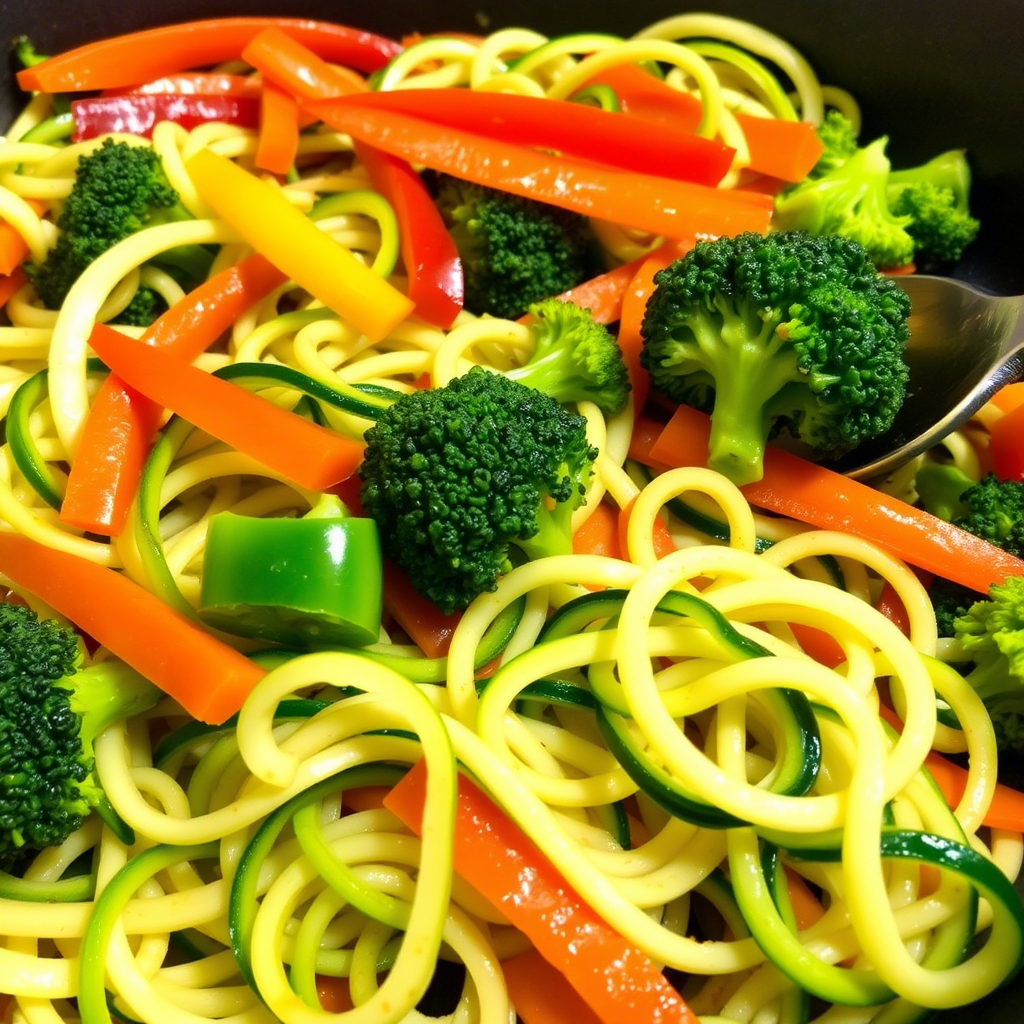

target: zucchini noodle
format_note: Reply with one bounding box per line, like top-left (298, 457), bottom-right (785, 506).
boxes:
top-left (0, 11), bottom-right (1020, 1024)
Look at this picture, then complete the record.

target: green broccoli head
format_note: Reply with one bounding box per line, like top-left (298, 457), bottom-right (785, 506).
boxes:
top-left (505, 298), bottom-right (630, 414)
top-left (27, 138), bottom-right (198, 320)
top-left (811, 110), bottom-right (860, 178)
top-left (0, 603), bottom-right (159, 868)
top-left (639, 231), bottom-right (911, 485)
top-left (954, 474), bottom-right (1024, 558)
top-left (991, 704), bottom-right (1024, 756)
top-left (435, 175), bottom-right (600, 320)
top-left (773, 137), bottom-right (916, 269)
top-left (359, 367), bottom-right (597, 613)
top-left (954, 576), bottom-right (1024, 708)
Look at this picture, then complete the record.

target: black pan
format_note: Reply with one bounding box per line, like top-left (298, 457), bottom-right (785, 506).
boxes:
top-left (2, 2), bottom-right (1023, 1021)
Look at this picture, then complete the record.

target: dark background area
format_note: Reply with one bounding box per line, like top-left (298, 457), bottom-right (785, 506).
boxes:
top-left (1, 1), bottom-right (1023, 1019)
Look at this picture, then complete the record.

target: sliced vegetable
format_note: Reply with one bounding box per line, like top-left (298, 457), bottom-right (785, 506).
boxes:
top-left (990, 382), bottom-right (1024, 416)
top-left (60, 255), bottom-right (287, 536)
top-left (502, 949), bottom-right (605, 1024)
top-left (354, 141), bottom-right (463, 329)
top-left (329, 89), bottom-right (734, 186)
top-left (16, 17), bottom-right (401, 93)
top-left (618, 494), bottom-right (678, 561)
top-left (647, 404), bottom-right (1024, 593)
top-left (546, 256), bottom-right (648, 326)
top-left (254, 81), bottom-right (300, 175)
top-left (385, 760), bottom-right (699, 1024)
top-left (382, 561), bottom-right (462, 658)
top-left (0, 532), bottom-right (264, 724)
top-left (306, 103), bottom-right (774, 240)
top-left (587, 64), bottom-right (823, 182)
top-left (0, 266), bottom-right (27, 311)
top-left (85, 323), bottom-right (365, 492)
top-left (71, 93), bottom-right (260, 141)
top-left (572, 499), bottom-right (623, 560)
top-left (242, 26), bottom-right (368, 101)
top-left (104, 72), bottom-right (263, 97)
top-left (198, 496), bottom-right (383, 648)
top-left (0, 198), bottom-right (46, 276)
top-left (989, 401), bottom-right (1024, 481)
top-left (185, 147), bottom-right (414, 340)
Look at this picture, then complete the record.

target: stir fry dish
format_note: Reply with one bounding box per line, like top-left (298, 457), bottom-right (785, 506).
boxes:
top-left (1, 13), bottom-right (1022, 1024)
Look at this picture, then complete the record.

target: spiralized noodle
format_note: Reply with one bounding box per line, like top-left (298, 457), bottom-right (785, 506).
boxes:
top-left (0, 13), bottom-right (1019, 1024)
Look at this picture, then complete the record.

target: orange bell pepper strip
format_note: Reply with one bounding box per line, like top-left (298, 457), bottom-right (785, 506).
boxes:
top-left (0, 266), bottom-right (27, 312)
top-left (185, 147), bottom-right (414, 341)
top-left (646, 404), bottom-right (1024, 593)
top-left (381, 561), bottom-right (461, 658)
top-left (385, 761), bottom-right (698, 1024)
top-left (328, 89), bottom-right (735, 186)
top-left (502, 950), bottom-right (605, 1024)
top-left (988, 400), bottom-right (1024, 481)
top-left (354, 140), bottom-right (463, 330)
top-left (990, 382), bottom-right (1024, 416)
top-left (60, 255), bottom-right (287, 536)
top-left (572, 499), bottom-right (623, 560)
top-left (0, 198), bottom-right (47, 277)
top-left (241, 27), bottom-right (368, 102)
top-left (0, 533), bottom-right (264, 724)
top-left (254, 81), bottom-right (301, 176)
top-left (305, 102), bottom-right (774, 240)
top-left (85, 323), bottom-right (365, 492)
top-left (17, 17), bottom-right (400, 93)
top-left (587, 64), bottom-right (823, 183)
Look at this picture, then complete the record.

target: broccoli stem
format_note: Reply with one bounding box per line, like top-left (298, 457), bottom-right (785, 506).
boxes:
top-left (70, 661), bottom-right (161, 756)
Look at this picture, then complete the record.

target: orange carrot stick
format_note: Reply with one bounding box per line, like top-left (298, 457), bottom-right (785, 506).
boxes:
top-left (572, 499), bottom-right (623, 560)
top-left (242, 26), bottom-right (368, 102)
top-left (254, 81), bottom-right (300, 176)
top-left (647, 404), bottom-right (1024, 593)
top-left (0, 198), bottom-right (46, 276)
top-left (502, 950), bottom-right (605, 1024)
top-left (0, 533), bottom-right (264, 723)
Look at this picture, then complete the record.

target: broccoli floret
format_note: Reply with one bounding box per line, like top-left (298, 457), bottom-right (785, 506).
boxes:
top-left (952, 578), bottom-right (1024, 753)
top-left (773, 136), bottom-right (916, 269)
top-left (887, 150), bottom-right (979, 266)
top-left (915, 462), bottom-right (973, 522)
top-left (359, 367), bottom-right (597, 613)
top-left (811, 110), bottom-right (860, 178)
top-left (0, 603), bottom-right (160, 868)
top-left (639, 231), bottom-right (911, 485)
top-left (27, 138), bottom-right (207, 324)
top-left (505, 299), bottom-right (630, 414)
top-left (435, 175), bottom-right (600, 320)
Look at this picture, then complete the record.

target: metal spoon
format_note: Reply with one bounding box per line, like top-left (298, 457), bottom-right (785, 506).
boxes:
top-left (827, 275), bottom-right (1024, 480)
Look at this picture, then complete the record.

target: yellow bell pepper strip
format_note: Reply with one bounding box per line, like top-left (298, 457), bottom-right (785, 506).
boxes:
top-left (85, 323), bottom-right (365, 492)
top-left (198, 495), bottom-right (383, 648)
top-left (0, 532), bottom-right (265, 724)
top-left (385, 760), bottom-right (699, 1024)
top-left (184, 147), bottom-right (414, 341)
top-left (16, 17), bottom-right (401, 93)
top-left (647, 404), bottom-right (1024, 593)
top-left (305, 102), bottom-right (774, 240)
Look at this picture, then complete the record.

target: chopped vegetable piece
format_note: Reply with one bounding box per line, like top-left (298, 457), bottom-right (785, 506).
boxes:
top-left (253, 81), bottom-right (300, 175)
top-left (989, 401), bottom-right (1024, 482)
top-left (71, 93), bottom-right (260, 141)
top-left (85, 323), bottom-right (365, 492)
top-left (0, 198), bottom-right (46, 276)
top-left (502, 949), bottom-right (605, 1024)
top-left (185, 147), bottom-right (414, 340)
top-left (0, 533), bottom-right (264, 724)
top-left (647, 404), bottom-right (1024, 593)
top-left (241, 26), bottom-right (368, 101)
top-left (382, 561), bottom-right (462, 658)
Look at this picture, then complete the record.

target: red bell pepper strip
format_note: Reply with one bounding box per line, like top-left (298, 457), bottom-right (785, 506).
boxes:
top-left (85, 323), bottom-right (365, 493)
top-left (254, 82), bottom-right (301, 176)
top-left (646, 404), bottom-right (1024, 593)
top-left (17, 18), bottom-right (401, 93)
top-left (60, 255), bottom-right (287, 536)
top-left (385, 761), bottom-right (698, 1024)
top-left (587, 65), bottom-right (823, 183)
top-left (381, 561), bottom-right (461, 658)
top-left (103, 72), bottom-right (263, 98)
top-left (354, 140), bottom-right (463, 329)
top-left (242, 27), bottom-right (368, 102)
top-left (331, 89), bottom-right (735, 186)
top-left (305, 102), bottom-right (774, 240)
top-left (0, 533), bottom-right (265, 724)
top-left (988, 402), bottom-right (1024, 481)
top-left (71, 93), bottom-right (261, 141)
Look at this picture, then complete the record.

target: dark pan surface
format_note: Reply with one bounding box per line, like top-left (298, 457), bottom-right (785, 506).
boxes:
top-left (1, 2), bottom-right (1023, 1021)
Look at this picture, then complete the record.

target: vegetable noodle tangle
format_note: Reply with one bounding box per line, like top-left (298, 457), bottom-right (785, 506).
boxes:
top-left (0, 11), bottom-right (1021, 1024)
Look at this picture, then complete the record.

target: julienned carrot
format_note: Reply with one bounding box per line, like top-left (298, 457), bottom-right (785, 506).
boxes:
top-left (242, 27), bottom-right (368, 102)
top-left (16, 17), bottom-right (401, 93)
top-left (254, 81), bottom-right (300, 176)
top-left (647, 404), bottom-right (1024, 593)
top-left (586, 64), bottom-right (823, 183)
top-left (0, 532), bottom-right (264, 724)
top-left (572, 499), bottom-right (623, 560)
top-left (185, 147), bottom-right (414, 341)
top-left (0, 198), bottom-right (46, 276)
top-left (315, 976), bottom-right (354, 1012)
top-left (306, 103), bottom-right (773, 240)
top-left (329, 89), bottom-right (735, 186)
top-left (0, 266), bottom-right (27, 311)
top-left (382, 561), bottom-right (461, 658)
top-left (784, 868), bottom-right (827, 931)
top-left (552, 258), bottom-right (646, 325)
top-left (385, 760), bottom-right (698, 1024)
top-left (60, 255), bottom-right (287, 536)
top-left (354, 140), bottom-right (464, 329)
top-left (502, 950), bottom-right (605, 1024)
top-left (85, 323), bottom-right (365, 492)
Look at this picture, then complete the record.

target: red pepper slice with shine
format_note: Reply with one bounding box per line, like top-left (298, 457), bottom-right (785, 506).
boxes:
top-left (71, 93), bottom-right (261, 141)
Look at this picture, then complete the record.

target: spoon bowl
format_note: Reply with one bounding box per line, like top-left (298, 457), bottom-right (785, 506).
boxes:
top-left (831, 276), bottom-right (1024, 480)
